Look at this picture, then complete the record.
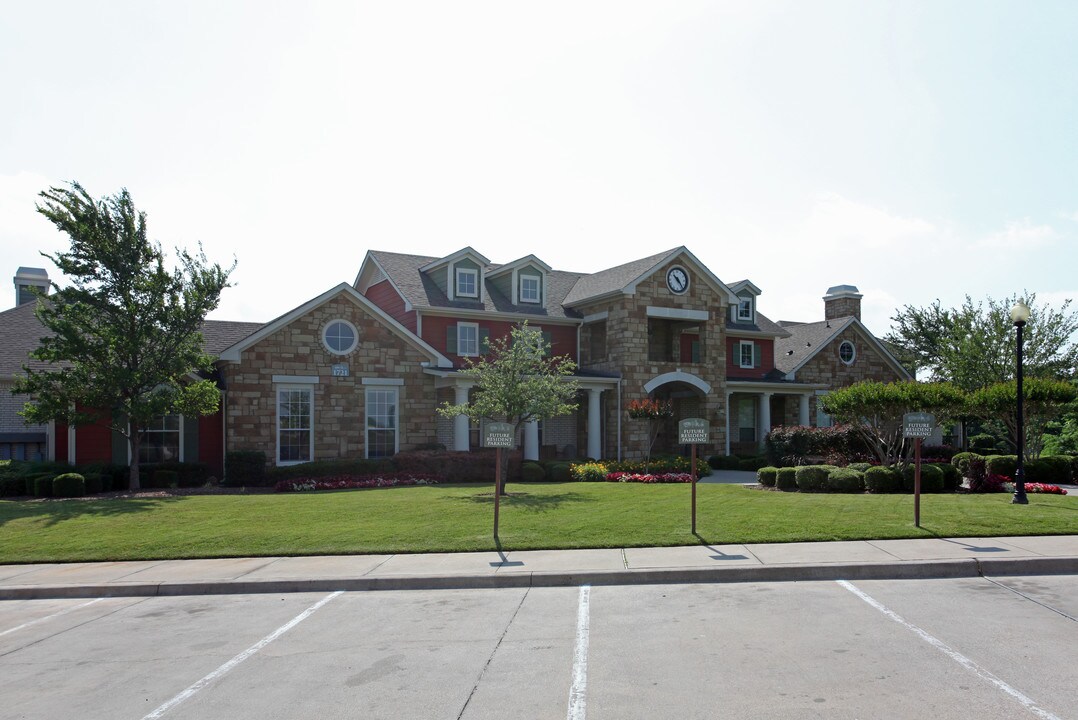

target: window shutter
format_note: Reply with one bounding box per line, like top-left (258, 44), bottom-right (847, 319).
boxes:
top-left (753, 343), bottom-right (762, 368)
top-left (691, 340), bottom-right (700, 364)
top-left (542, 331), bottom-right (552, 356)
top-left (447, 326), bottom-right (457, 354)
top-left (479, 328), bottom-right (490, 354)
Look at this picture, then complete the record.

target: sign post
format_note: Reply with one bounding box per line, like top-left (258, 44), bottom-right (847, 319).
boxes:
top-left (483, 422), bottom-right (516, 539)
top-left (678, 418), bottom-right (709, 534)
top-left (903, 412), bottom-right (935, 528)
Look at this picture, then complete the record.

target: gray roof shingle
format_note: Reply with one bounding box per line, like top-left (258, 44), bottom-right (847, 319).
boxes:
top-left (561, 249), bottom-right (679, 307)
top-left (773, 317), bottom-right (854, 375)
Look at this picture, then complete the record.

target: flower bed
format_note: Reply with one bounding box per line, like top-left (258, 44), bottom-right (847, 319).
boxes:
top-left (604, 472), bottom-right (695, 484)
top-left (275, 473), bottom-right (441, 493)
top-left (968, 474), bottom-right (1068, 495)
top-left (1024, 482), bottom-right (1068, 495)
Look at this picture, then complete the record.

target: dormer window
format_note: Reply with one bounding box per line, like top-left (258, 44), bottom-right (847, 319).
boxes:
top-left (737, 297), bottom-right (753, 322)
top-left (456, 268), bottom-right (478, 298)
top-left (520, 274), bottom-right (541, 304)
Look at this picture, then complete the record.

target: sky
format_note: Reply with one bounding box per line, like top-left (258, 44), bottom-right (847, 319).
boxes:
top-left (2, 0), bottom-right (1076, 338)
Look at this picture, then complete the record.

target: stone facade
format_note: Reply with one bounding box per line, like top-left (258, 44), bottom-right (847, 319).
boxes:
top-left (222, 293), bottom-right (438, 465)
top-left (797, 325), bottom-right (905, 420)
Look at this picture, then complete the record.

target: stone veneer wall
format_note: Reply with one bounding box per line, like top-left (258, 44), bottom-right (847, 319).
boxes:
top-left (222, 294), bottom-right (438, 465)
top-left (575, 261), bottom-right (728, 460)
top-left (824, 297), bottom-right (861, 321)
top-left (796, 325), bottom-right (906, 421)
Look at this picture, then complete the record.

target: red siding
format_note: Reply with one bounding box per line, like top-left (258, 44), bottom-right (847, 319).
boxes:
top-left (199, 410), bottom-right (224, 477)
top-left (55, 423), bottom-right (68, 463)
top-left (365, 279), bottom-right (417, 333)
top-left (421, 315), bottom-right (578, 367)
top-left (75, 420), bottom-right (114, 465)
top-left (679, 333), bottom-right (700, 364)
top-left (726, 336), bottom-right (775, 379)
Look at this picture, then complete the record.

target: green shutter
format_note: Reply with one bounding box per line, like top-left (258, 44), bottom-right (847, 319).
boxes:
top-left (446, 326), bottom-right (457, 354)
top-left (691, 340), bottom-right (700, 364)
top-left (542, 331), bottom-right (552, 356)
top-left (753, 343), bottom-right (761, 368)
top-left (479, 328), bottom-right (490, 354)
top-left (112, 412), bottom-right (129, 465)
top-left (183, 415), bottom-right (199, 463)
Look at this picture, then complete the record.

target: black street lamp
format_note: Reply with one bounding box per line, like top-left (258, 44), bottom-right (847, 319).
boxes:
top-left (1010, 300), bottom-right (1031, 505)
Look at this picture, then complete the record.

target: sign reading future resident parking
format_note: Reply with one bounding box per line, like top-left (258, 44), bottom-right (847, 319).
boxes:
top-left (903, 412), bottom-right (935, 439)
top-left (482, 422), bottom-right (516, 449)
top-left (678, 418), bottom-right (709, 445)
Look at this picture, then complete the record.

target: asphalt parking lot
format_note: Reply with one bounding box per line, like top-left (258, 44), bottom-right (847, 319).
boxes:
top-left (1, 575), bottom-right (1075, 719)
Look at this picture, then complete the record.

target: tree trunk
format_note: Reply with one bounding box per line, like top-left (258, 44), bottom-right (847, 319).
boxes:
top-left (129, 427), bottom-right (141, 491)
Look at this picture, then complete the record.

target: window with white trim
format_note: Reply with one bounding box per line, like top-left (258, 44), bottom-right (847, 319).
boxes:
top-left (839, 340), bottom-right (856, 365)
top-left (277, 387), bottom-right (313, 464)
top-left (737, 398), bottom-right (756, 443)
top-left (457, 322), bottom-right (479, 356)
top-left (366, 387), bottom-right (398, 458)
top-left (737, 297), bottom-right (753, 322)
top-left (139, 414), bottom-right (181, 464)
top-left (739, 340), bottom-right (755, 369)
top-left (520, 274), bottom-right (541, 303)
top-left (456, 268), bottom-right (478, 298)
top-left (323, 319), bottom-right (358, 355)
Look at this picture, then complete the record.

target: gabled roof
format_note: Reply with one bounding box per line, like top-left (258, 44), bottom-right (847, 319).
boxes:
top-left (419, 246), bottom-right (490, 272)
top-left (729, 279), bottom-right (762, 296)
top-left (726, 310), bottom-right (790, 338)
top-left (774, 316), bottom-right (912, 380)
top-left (485, 254), bottom-right (552, 279)
top-left (360, 250), bottom-right (586, 320)
top-left (217, 283), bottom-right (452, 368)
top-left (562, 246), bottom-right (740, 307)
top-left (0, 300), bottom-right (265, 380)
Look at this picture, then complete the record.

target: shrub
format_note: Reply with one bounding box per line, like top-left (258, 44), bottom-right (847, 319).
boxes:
top-left (935, 463), bottom-right (961, 491)
top-left (0, 477), bottom-right (25, 497)
top-left (78, 463), bottom-right (127, 491)
top-left (765, 424), bottom-right (872, 466)
top-left (1037, 455), bottom-right (1073, 484)
top-left (738, 456), bottom-right (768, 471)
top-left (83, 473), bottom-right (104, 494)
top-left (570, 462), bottom-right (610, 482)
top-left (521, 462), bottom-right (546, 482)
top-left (707, 455), bottom-right (741, 471)
top-left (827, 468), bottom-right (865, 493)
top-left (394, 450), bottom-right (519, 483)
top-left (922, 445), bottom-right (957, 460)
top-left (52, 473), bottom-right (86, 498)
top-left (275, 473), bottom-right (440, 493)
top-left (984, 455), bottom-right (1018, 479)
top-left (151, 469), bottom-right (179, 488)
top-left (547, 462), bottom-right (572, 483)
top-left (604, 472), bottom-right (694, 483)
top-left (775, 467), bottom-right (798, 491)
top-left (970, 433), bottom-right (1003, 453)
top-left (901, 464), bottom-right (944, 493)
top-left (268, 458), bottom-right (392, 482)
top-left (970, 473), bottom-right (1009, 493)
top-left (33, 475), bottom-right (53, 497)
top-left (864, 466), bottom-right (902, 494)
top-left (951, 452), bottom-right (982, 477)
top-left (848, 462), bottom-right (873, 472)
top-left (609, 455), bottom-right (708, 476)
top-left (794, 465), bottom-right (833, 492)
top-left (225, 451), bottom-right (267, 486)
top-left (757, 467), bottom-right (778, 487)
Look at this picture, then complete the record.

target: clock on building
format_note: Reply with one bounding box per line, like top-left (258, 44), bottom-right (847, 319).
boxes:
top-left (667, 266), bottom-right (689, 294)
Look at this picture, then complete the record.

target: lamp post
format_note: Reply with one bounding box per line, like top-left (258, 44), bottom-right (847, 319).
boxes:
top-left (1010, 300), bottom-right (1031, 505)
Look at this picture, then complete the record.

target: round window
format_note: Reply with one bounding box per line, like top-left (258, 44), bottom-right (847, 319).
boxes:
top-left (323, 320), bottom-right (358, 355)
top-left (839, 340), bottom-right (855, 365)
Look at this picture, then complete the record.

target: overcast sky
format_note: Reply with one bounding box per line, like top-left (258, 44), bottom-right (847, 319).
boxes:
top-left (2, 0), bottom-right (1075, 337)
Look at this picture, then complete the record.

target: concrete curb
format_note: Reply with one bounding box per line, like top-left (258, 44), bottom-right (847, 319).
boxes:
top-left (3, 556), bottom-right (1077, 600)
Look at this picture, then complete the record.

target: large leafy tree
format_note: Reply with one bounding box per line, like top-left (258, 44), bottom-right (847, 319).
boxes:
top-left (968, 379), bottom-right (1078, 460)
top-left (820, 381), bottom-right (967, 467)
top-left (437, 322), bottom-right (579, 493)
top-left (885, 294), bottom-right (1078, 390)
top-left (12, 183), bottom-right (234, 489)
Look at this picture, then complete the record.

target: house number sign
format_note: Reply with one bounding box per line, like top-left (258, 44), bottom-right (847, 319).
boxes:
top-left (332, 364), bottom-right (349, 377)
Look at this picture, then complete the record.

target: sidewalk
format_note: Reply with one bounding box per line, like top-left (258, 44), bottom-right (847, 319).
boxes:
top-left (2, 535), bottom-right (1077, 600)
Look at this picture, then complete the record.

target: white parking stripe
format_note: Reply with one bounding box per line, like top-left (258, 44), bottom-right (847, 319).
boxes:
top-left (142, 591), bottom-right (343, 720)
top-left (837, 580), bottom-right (1061, 720)
top-left (567, 585), bottom-right (591, 720)
top-left (0, 598), bottom-right (104, 638)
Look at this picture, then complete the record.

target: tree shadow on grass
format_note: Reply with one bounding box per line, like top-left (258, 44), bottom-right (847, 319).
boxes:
top-left (458, 491), bottom-right (597, 513)
top-left (0, 497), bottom-right (177, 529)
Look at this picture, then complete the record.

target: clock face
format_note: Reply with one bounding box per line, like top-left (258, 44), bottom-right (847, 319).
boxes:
top-left (667, 267), bottom-right (689, 294)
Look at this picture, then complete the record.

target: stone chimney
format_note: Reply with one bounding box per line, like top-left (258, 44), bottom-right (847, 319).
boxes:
top-left (824, 284), bottom-right (862, 321)
top-left (14, 267), bottom-right (49, 308)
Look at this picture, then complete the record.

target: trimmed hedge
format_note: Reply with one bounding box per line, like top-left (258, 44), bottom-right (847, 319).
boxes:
top-left (395, 450), bottom-right (521, 483)
top-left (848, 462), bottom-right (873, 472)
top-left (901, 464), bottom-right (944, 493)
top-left (864, 466), bottom-right (902, 494)
top-left (984, 455), bottom-right (1018, 479)
top-left (141, 462), bottom-right (209, 488)
top-left (52, 473), bottom-right (86, 498)
top-left (794, 465), bottom-right (832, 492)
top-left (268, 458), bottom-right (393, 483)
top-left (33, 475), bottom-right (53, 498)
top-left (775, 467), bottom-right (798, 491)
top-left (520, 462), bottom-right (546, 482)
top-left (1037, 455), bottom-right (1073, 484)
top-left (757, 467), bottom-right (778, 487)
top-left (934, 463), bottom-right (961, 491)
top-left (547, 463), bottom-right (572, 483)
top-left (738, 456), bottom-right (768, 472)
top-left (151, 469), bottom-right (179, 488)
top-left (827, 468), bottom-right (865, 493)
top-left (225, 451), bottom-right (267, 486)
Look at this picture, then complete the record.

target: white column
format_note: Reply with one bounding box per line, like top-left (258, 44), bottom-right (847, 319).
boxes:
top-left (524, 419), bottom-right (539, 461)
top-left (799, 393), bottom-right (811, 426)
top-left (587, 388), bottom-right (602, 460)
top-left (758, 392), bottom-right (772, 450)
top-left (453, 384), bottom-right (470, 452)
top-left (724, 392), bottom-right (733, 455)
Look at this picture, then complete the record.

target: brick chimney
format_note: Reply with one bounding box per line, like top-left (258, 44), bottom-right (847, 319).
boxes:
top-left (14, 267), bottom-right (49, 308)
top-left (824, 284), bottom-right (862, 321)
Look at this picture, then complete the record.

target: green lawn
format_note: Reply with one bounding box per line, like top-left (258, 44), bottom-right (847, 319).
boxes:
top-left (1, 483), bottom-right (1076, 564)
